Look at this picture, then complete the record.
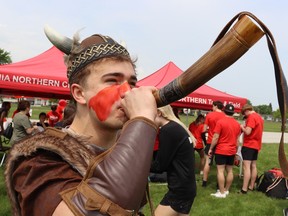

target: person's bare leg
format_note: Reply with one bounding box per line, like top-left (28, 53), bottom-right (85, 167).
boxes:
top-left (216, 165), bottom-right (226, 194)
top-left (225, 165), bottom-right (234, 192)
top-left (199, 149), bottom-right (205, 174)
top-left (202, 155), bottom-right (210, 186)
top-left (242, 160), bottom-right (252, 191)
top-left (249, 160), bottom-right (257, 190)
top-left (155, 205), bottom-right (189, 216)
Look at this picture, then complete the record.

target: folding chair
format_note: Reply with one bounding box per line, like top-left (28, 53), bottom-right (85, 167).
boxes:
top-left (0, 136), bottom-right (11, 167)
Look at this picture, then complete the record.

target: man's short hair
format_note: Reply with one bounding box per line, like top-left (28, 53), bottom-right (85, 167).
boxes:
top-left (241, 104), bottom-right (253, 115)
top-left (51, 105), bottom-right (57, 111)
top-left (39, 112), bottom-right (47, 118)
top-left (18, 100), bottom-right (30, 111)
top-left (213, 100), bottom-right (224, 110)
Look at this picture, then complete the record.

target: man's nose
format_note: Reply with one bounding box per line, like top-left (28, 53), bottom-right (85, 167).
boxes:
top-left (118, 82), bottom-right (131, 97)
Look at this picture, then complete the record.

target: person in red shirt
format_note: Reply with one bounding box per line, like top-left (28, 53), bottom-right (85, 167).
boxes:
top-left (208, 104), bottom-right (241, 198)
top-left (202, 100), bottom-right (225, 187)
top-left (240, 104), bottom-right (264, 194)
top-left (46, 105), bottom-right (61, 127)
top-left (189, 114), bottom-right (206, 175)
top-left (56, 99), bottom-right (67, 121)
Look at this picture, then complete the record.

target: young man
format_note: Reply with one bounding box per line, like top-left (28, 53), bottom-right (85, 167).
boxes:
top-left (202, 100), bottom-right (225, 187)
top-left (5, 30), bottom-right (158, 215)
top-left (37, 112), bottom-right (49, 130)
top-left (240, 104), bottom-right (264, 193)
top-left (10, 100), bottom-right (40, 145)
top-left (208, 104), bottom-right (241, 198)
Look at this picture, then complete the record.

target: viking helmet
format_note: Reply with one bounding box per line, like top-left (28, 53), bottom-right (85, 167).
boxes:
top-left (44, 26), bottom-right (130, 81)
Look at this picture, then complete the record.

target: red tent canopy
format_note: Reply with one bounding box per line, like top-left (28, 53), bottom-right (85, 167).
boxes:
top-left (137, 61), bottom-right (247, 112)
top-left (0, 46), bottom-right (70, 99)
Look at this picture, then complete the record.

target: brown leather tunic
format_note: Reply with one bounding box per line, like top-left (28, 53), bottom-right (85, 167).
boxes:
top-left (13, 150), bottom-right (82, 216)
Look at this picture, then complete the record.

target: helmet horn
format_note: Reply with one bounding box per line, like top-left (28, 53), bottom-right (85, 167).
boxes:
top-left (44, 25), bottom-right (74, 54)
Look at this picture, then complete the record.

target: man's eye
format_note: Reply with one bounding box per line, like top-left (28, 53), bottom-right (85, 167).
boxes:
top-left (106, 79), bottom-right (118, 83)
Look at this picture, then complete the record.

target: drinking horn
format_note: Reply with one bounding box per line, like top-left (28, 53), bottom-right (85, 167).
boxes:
top-left (154, 11), bottom-right (288, 178)
top-left (153, 12), bottom-right (263, 106)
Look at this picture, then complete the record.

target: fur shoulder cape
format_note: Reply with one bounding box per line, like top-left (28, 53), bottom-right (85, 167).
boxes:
top-left (4, 127), bottom-right (99, 215)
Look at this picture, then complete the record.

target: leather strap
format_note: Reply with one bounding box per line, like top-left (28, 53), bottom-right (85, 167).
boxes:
top-left (77, 181), bottom-right (133, 216)
top-left (213, 11), bottom-right (288, 177)
top-left (146, 183), bottom-right (155, 216)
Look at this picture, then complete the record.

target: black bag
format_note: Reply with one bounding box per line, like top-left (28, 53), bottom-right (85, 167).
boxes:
top-left (256, 171), bottom-right (275, 193)
top-left (266, 177), bottom-right (288, 199)
top-left (3, 122), bottom-right (13, 139)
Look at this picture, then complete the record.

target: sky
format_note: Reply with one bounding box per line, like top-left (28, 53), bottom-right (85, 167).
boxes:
top-left (1, 0), bottom-right (288, 111)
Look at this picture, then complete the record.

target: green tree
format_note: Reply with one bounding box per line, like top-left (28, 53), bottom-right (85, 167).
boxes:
top-left (273, 108), bottom-right (288, 120)
top-left (269, 103), bottom-right (273, 112)
top-left (254, 104), bottom-right (272, 115)
top-left (273, 109), bottom-right (281, 119)
top-left (0, 48), bottom-right (12, 64)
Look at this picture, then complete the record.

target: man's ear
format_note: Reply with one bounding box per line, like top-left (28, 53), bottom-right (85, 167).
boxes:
top-left (70, 84), bottom-right (86, 105)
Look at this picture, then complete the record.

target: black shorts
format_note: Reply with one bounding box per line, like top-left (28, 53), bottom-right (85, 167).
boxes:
top-left (160, 193), bottom-right (194, 214)
top-left (204, 144), bottom-right (211, 155)
top-left (241, 146), bottom-right (258, 161)
top-left (215, 154), bottom-right (235, 165)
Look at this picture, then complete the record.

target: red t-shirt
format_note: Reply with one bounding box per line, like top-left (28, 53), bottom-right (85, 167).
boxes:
top-left (56, 106), bottom-right (64, 121)
top-left (46, 111), bottom-right (61, 127)
top-left (243, 112), bottom-right (264, 150)
top-left (153, 131), bottom-right (160, 151)
top-left (213, 116), bottom-right (241, 155)
top-left (12, 109), bottom-right (19, 118)
top-left (204, 111), bottom-right (225, 144)
top-left (189, 122), bottom-right (204, 149)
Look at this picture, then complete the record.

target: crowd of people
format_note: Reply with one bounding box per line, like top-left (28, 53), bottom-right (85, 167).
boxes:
top-left (148, 101), bottom-right (264, 215)
top-left (187, 102), bottom-right (264, 199)
top-left (2, 26), bottom-right (265, 216)
top-left (0, 99), bottom-right (74, 146)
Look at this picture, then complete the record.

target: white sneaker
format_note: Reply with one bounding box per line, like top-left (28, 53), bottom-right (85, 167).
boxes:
top-left (216, 189), bottom-right (229, 195)
top-left (211, 191), bottom-right (226, 198)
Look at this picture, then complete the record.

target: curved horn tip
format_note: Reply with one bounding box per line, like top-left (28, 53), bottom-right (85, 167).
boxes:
top-left (43, 25), bottom-right (73, 55)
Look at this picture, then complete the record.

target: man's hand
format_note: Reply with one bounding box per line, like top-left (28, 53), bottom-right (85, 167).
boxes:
top-left (208, 149), bottom-right (213, 158)
top-left (120, 86), bottom-right (158, 121)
